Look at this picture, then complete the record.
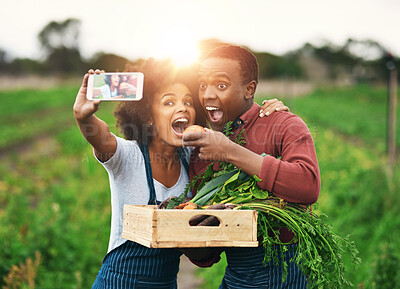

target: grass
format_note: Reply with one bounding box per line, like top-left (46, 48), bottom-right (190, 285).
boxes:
top-left (0, 83), bottom-right (399, 288)
top-left (0, 131), bottom-right (112, 288)
top-left (0, 85), bottom-right (118, 288)
top-left (197, 84), bottom-right (400, 289)
top-left (286, 84), bottom-right (400, 152)
top-left (0, 87), bottom-right (78, 117)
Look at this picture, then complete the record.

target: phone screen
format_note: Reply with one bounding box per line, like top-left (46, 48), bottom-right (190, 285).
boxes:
top-left (87, 72), bottom-right (144, 101)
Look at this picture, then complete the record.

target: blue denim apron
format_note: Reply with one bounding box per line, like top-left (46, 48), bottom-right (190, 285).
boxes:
top-left (91, 145), bottom-right (188, 289)
top-left (219, 245), bottom-right (307, 289)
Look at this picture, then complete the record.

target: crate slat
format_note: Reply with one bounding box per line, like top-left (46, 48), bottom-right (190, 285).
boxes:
top-left (122, 205), bottom-right (258, 248)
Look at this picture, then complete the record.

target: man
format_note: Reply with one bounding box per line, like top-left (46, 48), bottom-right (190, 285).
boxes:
top-left (182, 45), bottom-right (320, 288)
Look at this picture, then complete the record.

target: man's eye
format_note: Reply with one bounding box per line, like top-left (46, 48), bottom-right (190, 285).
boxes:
top-left (199, 83), bottom-right (207, 89)
top-left (217, 83), bottom-right (227, 89)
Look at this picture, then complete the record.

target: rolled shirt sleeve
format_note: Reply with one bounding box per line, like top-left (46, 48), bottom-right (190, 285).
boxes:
top-left (257, 116), bottom-right (320, 204)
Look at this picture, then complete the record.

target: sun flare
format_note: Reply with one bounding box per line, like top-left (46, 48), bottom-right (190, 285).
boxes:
top-left (158, 26), bottom-right (201, 67)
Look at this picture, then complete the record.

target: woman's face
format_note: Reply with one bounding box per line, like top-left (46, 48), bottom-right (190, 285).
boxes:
top-left (111, 75), bottom-right (120, 87)
top-left (151, 83), bottom-right (196, 147)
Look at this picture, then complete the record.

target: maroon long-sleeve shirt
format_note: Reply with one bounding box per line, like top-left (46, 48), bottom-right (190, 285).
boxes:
top-left (189, 103), bottom-right (320, 249)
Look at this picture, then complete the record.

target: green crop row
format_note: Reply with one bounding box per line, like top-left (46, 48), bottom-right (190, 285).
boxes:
top-left (198, 85), bottom-right (400, 288)
top-left (197, 125), bottom-right (400, 289)
top-left (0, 86), bottom-right (78, 118)
top-left (0, 88), bottom-right (118, 288)
top-left (0, 108), bottom-right (74, 149)
top-left (0, 126), bottom-right (113, 288)
top-left (285, 84), bottom-right (400, 151)
top-left (1, 84), bottom-right (399, 288)
top-left (0, 86), bottom-right (117, 151)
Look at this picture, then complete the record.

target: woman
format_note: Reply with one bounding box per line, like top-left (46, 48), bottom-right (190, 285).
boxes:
top-left (73, 58), bottom-right (287, 288)
top-left (92, 74), bottom-right (122, 99)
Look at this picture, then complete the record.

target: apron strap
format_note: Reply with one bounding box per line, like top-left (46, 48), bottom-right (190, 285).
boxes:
top-left (177, 147), bottom-right (189, 175)
top-left (139, 145), bottom-right (189, 205)
top-left (139, 144), bottom-right (159, 205)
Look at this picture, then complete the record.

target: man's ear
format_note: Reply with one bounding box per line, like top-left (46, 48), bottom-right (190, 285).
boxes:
top-left (244, 80), bottom-right (257, 100)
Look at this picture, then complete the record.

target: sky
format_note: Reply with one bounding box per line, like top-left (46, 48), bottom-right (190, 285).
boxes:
top-left (1, 0), bottom-right (400, 65)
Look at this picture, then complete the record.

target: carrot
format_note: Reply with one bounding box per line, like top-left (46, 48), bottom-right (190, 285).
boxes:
top-left (174, 202), bottom-right (189, 209)
top-left (182, 202), bottom-right (198, 210)
top-left (174, 201), bottom-right (197, 210)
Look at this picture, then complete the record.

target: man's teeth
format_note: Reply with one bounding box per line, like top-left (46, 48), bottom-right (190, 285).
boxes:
top-left (206, 107), bottom-right (219, 111)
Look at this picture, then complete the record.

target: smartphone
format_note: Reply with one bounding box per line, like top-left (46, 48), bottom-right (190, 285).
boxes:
top-left (87, 72), bottom-right (144, 101)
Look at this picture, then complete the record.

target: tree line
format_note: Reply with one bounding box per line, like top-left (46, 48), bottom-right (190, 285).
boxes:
top-left (0, 18), bottom-right (398, 84)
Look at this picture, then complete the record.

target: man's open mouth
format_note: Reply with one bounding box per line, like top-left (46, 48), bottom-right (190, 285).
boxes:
top-left (205, 106), bottom-right (224, 122)
top-left (171, 117), bottom-right (190, 136)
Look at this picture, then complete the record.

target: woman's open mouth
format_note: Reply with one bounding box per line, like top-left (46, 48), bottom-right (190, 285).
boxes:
top-left (171, 117), bottom-right (190, 137)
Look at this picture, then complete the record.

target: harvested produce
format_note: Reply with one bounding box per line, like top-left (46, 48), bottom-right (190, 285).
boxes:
top-left (183, 125), bottom-right (206, 134)
top-left (161, 122), bottom-right (360, 288)
top-left (174, 201), bottom-right (198, 210)
top-left (171, 164), bottom-right (360, 288)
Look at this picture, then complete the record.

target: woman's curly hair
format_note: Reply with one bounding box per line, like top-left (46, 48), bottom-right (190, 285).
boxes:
top-left (113, 58), bottom-right (199, 144)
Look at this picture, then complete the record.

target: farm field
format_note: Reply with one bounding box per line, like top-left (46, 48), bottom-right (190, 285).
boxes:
top-left (0, 83), bottom-right (399, 288)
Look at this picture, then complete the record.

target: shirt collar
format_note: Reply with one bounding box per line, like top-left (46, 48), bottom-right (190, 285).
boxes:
top-left (233, 118), bottom-right (244, 128)
top-left (232, 103), bottom-right (260, 129)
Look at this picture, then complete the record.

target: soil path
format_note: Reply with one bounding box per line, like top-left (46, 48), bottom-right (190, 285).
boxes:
top-left (177, 256), bottom-right (203, 289)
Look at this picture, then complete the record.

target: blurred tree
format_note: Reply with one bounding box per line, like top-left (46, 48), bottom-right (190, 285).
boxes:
top-left (8, 58), bottom-right (43, 75)
top-left (255, 52), bottom-right (304, 79)
top-left (197, 38), bottom-right (304, 80)
top-left (0, 48), bottom-right (7, 73)
top-left (288, 38), bottom-right (400, 84)
top-left (90, 52), bottom-right (130, 72)
top-left (38, 18), bottom-right (81, 54)
top-left (38, 18), bottom-right (85, 75)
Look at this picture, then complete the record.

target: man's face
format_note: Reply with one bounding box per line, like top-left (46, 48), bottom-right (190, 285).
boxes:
top-left (198, 57), bottom-right (248, 131)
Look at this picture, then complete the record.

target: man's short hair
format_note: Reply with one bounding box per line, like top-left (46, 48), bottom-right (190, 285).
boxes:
top-left (203, 45), bottom-right (259, 85)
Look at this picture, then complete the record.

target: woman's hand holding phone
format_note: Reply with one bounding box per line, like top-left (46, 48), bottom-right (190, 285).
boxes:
top-left (73, 69), bottom-right (103, 121)
top-left (73, 69), bottom-right (117, 162)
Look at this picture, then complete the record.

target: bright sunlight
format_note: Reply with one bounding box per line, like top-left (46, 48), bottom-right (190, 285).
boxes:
top-left (157, 25), bottom-right (201, 67)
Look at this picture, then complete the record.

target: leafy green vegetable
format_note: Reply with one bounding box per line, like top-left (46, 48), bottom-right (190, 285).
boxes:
top-left (191, 169), bottom-right (239, 204)
top-left (179, 121), bottom-right (361, 288)
top-left (165, 193), bottom-right (189, 209)
top-left (237, 200), bottom-right (361, 288)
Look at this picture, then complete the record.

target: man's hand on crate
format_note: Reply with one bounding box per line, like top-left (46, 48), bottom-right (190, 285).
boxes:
top-left (180, 247), bottom-right (218, 264)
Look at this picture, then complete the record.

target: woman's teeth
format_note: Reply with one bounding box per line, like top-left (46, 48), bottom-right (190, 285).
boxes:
top-left (172, 118), bottom-right (189, 134)
top-left (175, 118), bottom-right (188, 123)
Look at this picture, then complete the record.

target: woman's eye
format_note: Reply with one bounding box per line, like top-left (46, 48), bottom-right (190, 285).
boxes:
top-left (185, 101), bottom-right (193, 106)
top-left (164, 101), bottom-right (174, 106)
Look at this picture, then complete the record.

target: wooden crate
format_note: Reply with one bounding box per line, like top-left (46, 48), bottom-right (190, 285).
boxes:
top-left (122, 205), bottom-right (258, 248)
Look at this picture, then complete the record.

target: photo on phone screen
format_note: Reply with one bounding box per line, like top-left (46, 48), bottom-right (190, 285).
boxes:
top-left (87, 72), bottom-right (144, 101)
